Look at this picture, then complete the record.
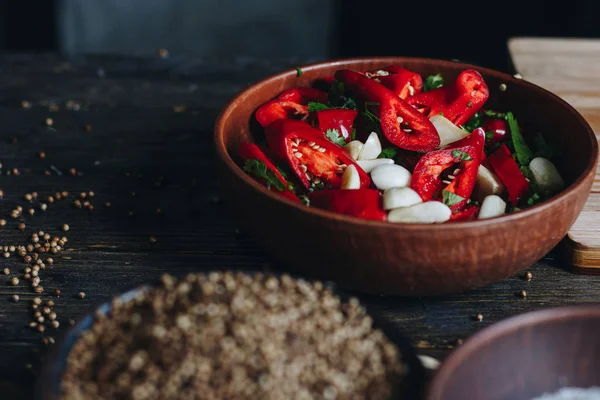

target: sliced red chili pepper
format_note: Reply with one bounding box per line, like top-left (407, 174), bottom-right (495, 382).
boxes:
top-left (238, 142), bottom-right (299, 202)
top-left (366, 66), bottom-right (423, 99)
top-left (316, 109), bottom-right (358, 143)
top-left (265, 119), bottom-right (370, 190)
top-left (449, 204), bottom-right (480, 221)
top-left (335, 69), bottom-right (439, 152)
top-left (407, 69), bottom-right (489, 127)
top-left (410, 128), bottom-right (485, 211)
top-left (481, 117), bottom-right (509, 146)
top-left (308, 189), bottom-right (387, 221)
top-left (255, 87), bottom-right (328, 128)
top-left (487, 144), bottom-right (529, 206)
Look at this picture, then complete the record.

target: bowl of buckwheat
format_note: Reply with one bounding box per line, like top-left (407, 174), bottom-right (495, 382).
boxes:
top-left (37, 271), bottom-right (425, 400)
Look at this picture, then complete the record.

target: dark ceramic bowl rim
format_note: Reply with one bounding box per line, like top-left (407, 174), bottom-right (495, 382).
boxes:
top-left (214, 56), bottom-right (599, 230)
top-left (36, 272), bottom-right (425, 399)
top-left (426, 305), bottom-right (600, 399)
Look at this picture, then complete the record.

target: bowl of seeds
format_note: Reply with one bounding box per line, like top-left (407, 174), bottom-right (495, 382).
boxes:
top-left (37, 271), bottom-right (424, 399)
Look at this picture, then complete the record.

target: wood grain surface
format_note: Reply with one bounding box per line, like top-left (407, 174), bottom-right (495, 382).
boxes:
top-left (0, 53), bottom-right (599, 400)
top-left (509, 37), bottom-right (600, 268)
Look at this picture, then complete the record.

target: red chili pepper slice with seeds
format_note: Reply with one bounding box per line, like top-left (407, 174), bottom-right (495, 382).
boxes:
top-left (410, 128), bottom-right (485, 211)
top-left (449, 204), bottom-right (480, 221)
top-left (335, 69), bottom-right (440, 152)
top-left (407, 69), bottom-right (489, 127)
top-left (316, 109), bottom-right (358, 143)
top-left (366, 66), bottom-right (423, 99)
top-left (255, 87), bottom-right (328, 128)
top-left (265, 119), bottom-right (370, 190)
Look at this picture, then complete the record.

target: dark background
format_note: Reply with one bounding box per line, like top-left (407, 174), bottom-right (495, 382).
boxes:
top-left (0, 0), bottom-right (599, 71)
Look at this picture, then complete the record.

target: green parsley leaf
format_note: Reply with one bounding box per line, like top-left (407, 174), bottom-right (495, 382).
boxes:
top-left (325, 128), bottom-right (346, 146)
top-left (328, 80), bottom-right (358, 110)
top-left (442, 190), bottom-right (465, 207)
top-left (462, 112), bottom-right (482, 132)
top-left (378, 147), bottom-right (398, 159)
top-left (243, 159), bottom-right (286, 192)
top-left (484, 110), bottom-right (506, 119)
top-left (307, 102), bottom-right (330, 113)
top-left (451, 150), bottom-right (473, 161)
top-left (506, 111), bottom-right (533, 166)
top-left (299, 195), bottom-right (310, 206)
top-left (295, 67), bottom-right (303, 77)
top-left (423, 73), bottom-right (444, 92)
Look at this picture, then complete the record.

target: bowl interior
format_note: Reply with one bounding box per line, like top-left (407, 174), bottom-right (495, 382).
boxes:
top-left (217, 57), bottom-right (596, 213)
top-left (37, 273), bottom-right (426, 399)
top-left (427, 306), bottom-right (600, 400)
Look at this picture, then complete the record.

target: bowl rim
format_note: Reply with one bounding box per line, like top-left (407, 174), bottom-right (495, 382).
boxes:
top-left (426, 304), bottom-right (600, 399)
top-left (214, 56), bottom-right (599, 230)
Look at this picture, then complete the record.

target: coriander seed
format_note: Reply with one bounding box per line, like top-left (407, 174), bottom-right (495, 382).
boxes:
top-left (149, 236), bottom-right (157, 244)
top-left (37, 325), bottom-right (45, 333)
top-left (475, 313), bottom-right (483, 322)
top-left (40, 203), bottom-right (47, 211)
top-left (12, 295), bottom-right (19, 303)
top-left (519, 290), bottom-right (527, 298)
top-left (34, 286), bottom-right (44, 294)
top-left (0, 219), bottom-right (6, 226)
top-left (18, 223), bottom-right (26, 231)
top-left (10, 277), bottom-right (19, 286)
top-left (51, 320), bottom-right (60, 329)
top-left (2, 268), bottom-right (9, 275)
top-left (499, 83), bottom-right (507, 92)
top-left (525, 271), bottom-right (533, 281)
top-left (45, 118), bottom-right (53, 126)
top-left (53, 289), bottom-right (60, 297)
top-left (62, 224), bottom-right (70, 232)
top-left (78, 292), bottom-right (85, 299)
top-left (24, 193), bottom-right (33, 201)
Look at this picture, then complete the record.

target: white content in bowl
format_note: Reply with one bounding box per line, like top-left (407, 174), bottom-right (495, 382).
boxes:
top-left (531, 387), bottom-right (600, 400)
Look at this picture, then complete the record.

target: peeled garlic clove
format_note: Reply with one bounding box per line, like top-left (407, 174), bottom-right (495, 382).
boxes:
top-left (478, 195), bottom-right (507, 220)
top-left (473, 165), bottom-right (505, 202)
top-left (383, 187), bottom-right (423, 210)
top-left (340, 164), bottom-right (361, 190)
top-left (388, 201), bottom-right (451, 224)
top-left (371, 164), bottom-right (411, 190)
top-left (429, 114), bottom-right (470, 147)
top-left (356, 158), bottom-right (394, 173)
top-left (529, 157), bottom-right (565, 195)
top-left (357, 132), bottom-right (382, 160)
top-left (345, 140), bottom-right (364, 160)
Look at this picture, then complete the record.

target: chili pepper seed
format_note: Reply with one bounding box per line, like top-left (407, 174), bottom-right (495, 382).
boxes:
top-left (525, 271), bottom-right (533, 281)
top-left (499, 83), bottom-right (507, 92)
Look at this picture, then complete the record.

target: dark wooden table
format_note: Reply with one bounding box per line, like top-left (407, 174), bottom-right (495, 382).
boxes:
top-left (1, 54), bottom-right (599, 399)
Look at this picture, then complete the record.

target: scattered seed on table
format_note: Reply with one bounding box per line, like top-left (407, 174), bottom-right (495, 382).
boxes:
top-left (51, 321), bottom-right (59, 329)
top-left (24, 273), bottom-right (31, 280)
top-left (62, 224), bottom-right (70, 232)
top-left (69, 319), bottom-right (75, 326)
top-left (499, 83), bottom-right (507, 92)
top-left (47, 300), bottom-right (55, 307)
top-left (46, 257), bottom-right (54, 265)
top-left (33, 297), bottom-right (42, 305)
top-left (28, 209), bottom-right (35, 216)
top-left (18, 223), bottom-right (26, 231)
top-left (53, 289), bottom-right (60, 297)
top-left (12, 295), bottom-right (19, 303)
top-left (3, 252), bottom-right (9, 258)
top-left (34, 286), bottom-right (44, 294)
top-left (475, 313), bottom-right (483, 322)
top-left (0, 219), bottom-right (5, 226)
top-left (37, 325), bottom-right (45, 333)
top-left (24, 255), bottom-right (32, 263)
top-left (78, 292), bottom-right (85, 299)
top-left (525, 271), bottom-right (533, 281)
top-left (41, 337), bottom-right (49, 345)
top-left (61, 191), bottom-right (69, 197)
top-left (45, 118), bottom-right (53, 126)
top-left (79, 192), bottom-right (86, 199)
top-left (519, 290), bottom-right (527, 298)
top-left (104, 201), bottom-right (111, 208)
top-left (83, 124), bottom-right (92, 133)
top-left (21, 100), bottom-right (32, 109)
top-left (149, 236), bottom-right (157, 244)
top-left (456, 339), bottom-right (464, 346)
top-left (73, 200), bottom-right (82, 208)
top-left (48, 337), bottom-right (55, 344)
top-left (40, 203), bottom-right (47, 211)
top-left (43, 306), bottom-right (51, 315)
top-left (158, 48), bottom-right (169, 58)
top-left (12, 168), bottom-right (20, 176)
top-left (38, 151), bottom-right (46, 159)
top-left (47, 196), bottom-right (54, 204)
top-left (44, 170), bottom-right (51, 176)
top-left (2, 268), bottom-right (9, 275)
top-left (10, 277), bottom-right (19, 286)
top-left (69, 168), bottom-right (77, 176)
top-left (24, 193), bottom-right (33, 201)
top-left (29, 322), bottom-right (37, 328)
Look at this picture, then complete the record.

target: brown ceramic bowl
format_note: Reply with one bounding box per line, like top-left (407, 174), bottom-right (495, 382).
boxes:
top-left (427, 305), bottom-right (600, 400)
top-left (214, 57), bottom-right (598, 296)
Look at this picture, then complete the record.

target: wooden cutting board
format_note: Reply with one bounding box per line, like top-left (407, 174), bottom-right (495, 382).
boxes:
top-left (509, 37), bottom-right (600, 272)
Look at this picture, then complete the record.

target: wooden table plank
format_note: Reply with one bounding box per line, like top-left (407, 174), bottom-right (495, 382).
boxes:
top-left (0, 53), bottom-right (599, 400)
top-left (509, 37), bottom-right (600, 268)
